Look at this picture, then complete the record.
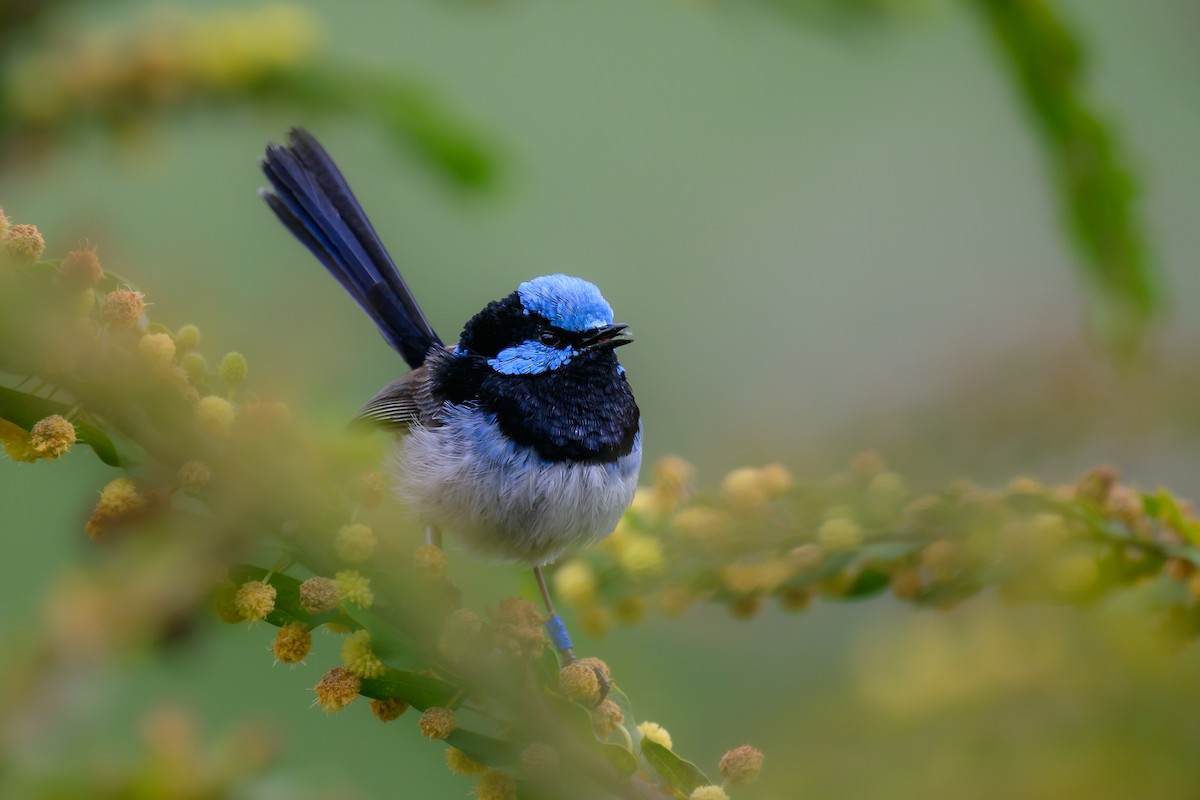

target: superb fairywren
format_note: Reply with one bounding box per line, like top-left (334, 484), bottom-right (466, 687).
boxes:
top-left (260, 129), bottom-right (641, 661)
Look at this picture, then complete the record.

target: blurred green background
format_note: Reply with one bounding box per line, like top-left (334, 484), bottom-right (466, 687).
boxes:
top-left (3, 0), bottom-right (1200, 797)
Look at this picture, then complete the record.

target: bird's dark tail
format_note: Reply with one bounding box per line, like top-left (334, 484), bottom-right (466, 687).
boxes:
top-left (260, 128), bottom-right (442, 368)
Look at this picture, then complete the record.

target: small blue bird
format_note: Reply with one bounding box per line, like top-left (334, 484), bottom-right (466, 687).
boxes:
top-left (260, 128), bottom-right (641, 663)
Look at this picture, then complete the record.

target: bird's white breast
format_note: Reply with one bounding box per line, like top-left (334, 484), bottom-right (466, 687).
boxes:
top-left (393, 403), bottom-right (641, 565)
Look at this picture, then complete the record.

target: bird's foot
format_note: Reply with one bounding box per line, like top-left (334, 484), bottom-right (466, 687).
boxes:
top-left (546, 616), bottom-right (611, 706)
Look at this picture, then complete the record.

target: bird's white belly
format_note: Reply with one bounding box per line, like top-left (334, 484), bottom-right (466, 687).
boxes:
top-left (393, 404), bottom-right (641, 565)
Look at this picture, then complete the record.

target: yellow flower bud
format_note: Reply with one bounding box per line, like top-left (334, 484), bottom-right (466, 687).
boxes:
top-left (335, 523), bottom-right (376, 563)
top-left (591, 698), bottom-right (624, 737)
top-left (4, 223), bottom-right (45, 262)
top-left (340, 629), bottom-right (385, 678)
top-left (175, 324), bottom-right (201, 352)
top-left (719, 744), bottom-right (765, 786)
top-left (272, 622), bottom-right (311, 664)
top-left (314, 666), bottom-right (360, 712)
top-left (177, 460), bottom-right (211, 492)
top-left (29, 414), bottom-right (75, 458)
top-left (689, 786), bottom-right (730, 800)
top-left (418, 707), bottom-right (456, 739)
top-left (559, 662), bottom-right (601, 705)
top-left (446, 746), bottom-right (488, 776)
top-left (817, 517), bottom-right (862, 551)
top-left (195, 395), bottom-right (235, 439)
top-left (637, 721), bottom-right (673, 750)
top-left (722, 466), bottom-right (767, 509)
top-left (218, 351), bottom-right (248, 384)
top-left (138, 332), bottom-right (176, 370)
top-left (100, 289), bottom-right (145, 330)
top-left (553, 560), bottom-right (597, 605)
top-left (234, 580), bottom-right (276, 622)
top-left (370, 696), bottom-right (408, 722)
top-left (59, 246), bottom-right (103, 287)
top-left (414, 543), bottom-right (449, 579)
top-left (335, 570), bottom-right (374, 609)
top-left (475, 770), bottom-right (518, 800)
top-left (617, 535), bottom-right (665, 579)
top-left (299, 576), bottom-right (339, 614)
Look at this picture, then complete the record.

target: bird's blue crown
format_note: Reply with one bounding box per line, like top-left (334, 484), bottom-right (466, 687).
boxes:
top-left (517, 274), bottom-right (613, 332)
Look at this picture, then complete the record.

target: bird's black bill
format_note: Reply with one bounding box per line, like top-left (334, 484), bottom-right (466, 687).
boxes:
top-left (581, 323), bottom-right (633, 351)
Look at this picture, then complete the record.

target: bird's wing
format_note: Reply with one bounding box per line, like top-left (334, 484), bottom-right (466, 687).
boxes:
top-left (354, 367), bottom-right (428, 431)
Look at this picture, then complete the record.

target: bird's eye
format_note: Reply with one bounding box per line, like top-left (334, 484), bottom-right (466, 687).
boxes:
top-left (539, 331), bottom-right (562, 347)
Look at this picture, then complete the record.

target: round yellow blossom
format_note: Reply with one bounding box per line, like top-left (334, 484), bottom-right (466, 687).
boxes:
top-left (475, 770), bottom-right (518, 800)
top-left (446, 746), bottom-right (488, 776)
top-left (578, 604), bottom-right (614, 638)
top-left (658, 585), bottom-right (697, 617)
top-left (577, 656), bottom-right (612, 681)
top-left (85, 477), bottom-right (148, 541)
top-left (29, 415), bottom-right (75, 458)
top-left (614, 595), bottom-right (646, 625)
top-left (59, 246), bottom-right (103, 287)
top-left (175, 324), bottom-right (201, 352)
top-left (439, 607), bottom-right (484, 660)
top-left (414, 543), bottom-right (449, 579)
top-left (352, 471), bottom-right (386, 508)
top-left (138, 332), bottom-right (176, 370)
top-left (335, 570), bottom-right (374, 609)
top-left (419, 706), bottom-right (457, 739)
top-left (689, 786), bottom-right (730, 800)
top-left (341, 629), bottom-right (386, 678)
top-left (552, 559), bottom-right (597, 605)
top-left (591, 698), bottom-right (624, 737)
top-left (850, 449), bottom-right (887, 478)
top-left (218, 351), bottom-right (248, 384)
top-left (758, 462), bottom-right (794, 494)
top-left (1007, 476), bottom-right (1045, 495)
top-left (921, 539), bottom-right (964, 580)
top-left (299, 576), bottom-right (340, 614)
top-left (779, 585), bottom-right (813, 612)
top-left (790, 543), bottom-right (824, 572)
top-left (335, 523), bottom-right (376, 563)
top-left (520, 741), bottom-right (560, 779)
top-left (314, 666), bottom-right (360, 712)
top-left (671, 507), bottom-right (731, 544)
top-left (234, 580), bottom-right (276, 622)
top-left (628, 485), bottom-right (668, 520)
top-left (729, 595), bottom-right (763, 619)
top-left (868, 471), bottom-right (908, 515)
top-left (488, 598), bottom-right (546, 659)
top-left (177, 460), bottom-right (210, 492)
top-left (817, 517), bottom-right (863, 552)
top-left (559, 661), bottom-right (602, 705)
top-left (637, 721), bottom-right (673, 750)
top-left (722, 466), bottom-right (768, 509)
top-left (653, 455), bottom-right (695, 506)
top-left (195, 395), bottom-right (235, 439)
top-left (719, 744), bottom-right (764, 786)
top-left (890, 566), bottom-right (923, 600)
top-left (100, 289), bottom-right (145, 330)
top-left (180, 352), bottom-right (208, 381)
top-left (617, 534), bottom-right (665, 579)
top-left (370, 696), bottom-right (408, 722)
top-left (271, 622), bottom-right (311, 664)
top-left (4, 223), bottom-right (45, 262)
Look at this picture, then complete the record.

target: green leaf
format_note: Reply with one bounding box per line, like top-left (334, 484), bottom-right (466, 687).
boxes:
top-left (640, 739), bottom-right (711, 795)
top-left (444, 728), bottom-right (522, 767)
top-left (359, 667), bottom-right (458, 710)
top-left (0, 386), bottom-right (122, 466)
top-left (541, 694), bottom-right (639, 776)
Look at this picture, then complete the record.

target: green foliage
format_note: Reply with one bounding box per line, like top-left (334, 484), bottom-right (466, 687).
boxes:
top-left (973, 0), bottom-right (1155, 352)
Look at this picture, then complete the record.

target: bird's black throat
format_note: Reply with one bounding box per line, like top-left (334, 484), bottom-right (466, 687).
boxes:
top-left (432, 350), bottom-right (640, 464)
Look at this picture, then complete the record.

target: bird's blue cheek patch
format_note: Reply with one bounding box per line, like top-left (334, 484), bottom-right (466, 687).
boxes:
top-left (488, 341), bottom-right (576, 375)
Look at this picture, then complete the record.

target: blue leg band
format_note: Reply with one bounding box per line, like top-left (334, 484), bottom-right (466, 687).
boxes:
top-left (545, 614), bottom-right (573, 653)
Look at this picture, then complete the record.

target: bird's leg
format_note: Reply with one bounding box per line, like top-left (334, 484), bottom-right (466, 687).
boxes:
top-left (425, 525), bottom-right (442, 549)
top-left (533, 565), bottom-right (610, 703)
